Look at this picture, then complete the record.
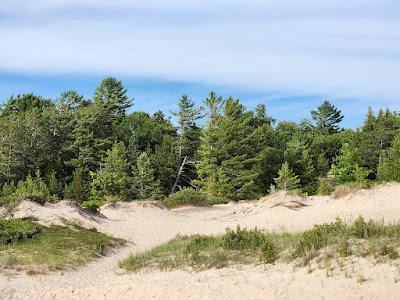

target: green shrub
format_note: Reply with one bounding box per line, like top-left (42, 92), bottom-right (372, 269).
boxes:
top-left (81, 200), bottom-right (102, 213)
top-left (380, 245), bottom-right (399, 259)
top-left (186, 235), bottom-right (214, 254)
top-left (207, 195), bottom-right (229, 205)
top-left (351, 216), bottom-right (384, 239)
top-left (293, 218), bottom-right (346, 257)
top-left (0, 219), bottom-right (42, 244)
top-left (317, 178), bottom-right (335, 195)
top-left (162, 188), bottom-right (208, 208)
top-left (1, 172), bottom-right (57, 206)
top-left (223, 226), bottom-right (267, 250)
top-left (260, 240), bottom-right (278, 263)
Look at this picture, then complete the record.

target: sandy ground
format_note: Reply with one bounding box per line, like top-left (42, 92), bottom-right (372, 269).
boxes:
top-left (1, 184), bottom-right (400, 299)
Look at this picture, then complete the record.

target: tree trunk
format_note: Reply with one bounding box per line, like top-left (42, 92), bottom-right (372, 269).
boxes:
top-left (171, 155), bottom-right (187, 194)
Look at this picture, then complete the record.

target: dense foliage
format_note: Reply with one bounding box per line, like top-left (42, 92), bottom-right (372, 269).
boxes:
top-left (0, 77), bottom-right (399, 205)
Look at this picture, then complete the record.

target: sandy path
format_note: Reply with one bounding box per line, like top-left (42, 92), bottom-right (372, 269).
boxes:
top-left (1, 184), bottom-right (400, 299)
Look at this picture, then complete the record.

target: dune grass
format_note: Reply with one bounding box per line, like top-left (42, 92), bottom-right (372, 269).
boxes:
top-left (120, 217), bottom-right (400, 272)
top-left (0, 218), bottom-right (124, 273)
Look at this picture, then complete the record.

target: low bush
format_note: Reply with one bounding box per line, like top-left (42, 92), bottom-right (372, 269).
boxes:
top-left (81, 200), bottom-right (102, 213)
top-left (223, 226), bottom-right (267, 250)
top-left (162, 188), bottom-right (208, 208)
top-left (260, 240), bottom-right (278, 263)
top-left (0, 172), bottom-right (57, 207)
top-left (0, 218), bottom-right (42, 244)
top-left (207, 196), bottom-right (229, 205)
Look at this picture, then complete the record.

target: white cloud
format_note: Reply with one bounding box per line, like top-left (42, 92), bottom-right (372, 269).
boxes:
top-left (0, 0), bottom-right (399, 103)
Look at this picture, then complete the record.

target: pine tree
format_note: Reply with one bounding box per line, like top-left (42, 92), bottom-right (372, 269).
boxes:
top-left (274, 162), bottom-right (300, 191)
top-left (90, 142), bottom-right (131, 200)
top-left (284, 137), bottom-right (315, 190)
top-left (196, 92), bottom-right (225, 196)
top-left (93, 77), bottom-right (132, 119)
top-left (132, 152), bottom-right (161, 199)
top-left (170, 95), bottom-right (202, 192)
top-left (127, 127), bottom-right (141, 164)
top-left (363, 106), bottom-right (376, 131)
top-left (329, 143), bottom-right (369, 184)
top-left (311, 100), bottom-right (344, 133)
top-left (196, 95), bottom-right (259, 199)
top-left (378, 134), bottom-right (400, 182)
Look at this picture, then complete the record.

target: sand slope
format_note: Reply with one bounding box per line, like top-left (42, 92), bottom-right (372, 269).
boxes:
top-left (1, 184), bottom-right (400, 299)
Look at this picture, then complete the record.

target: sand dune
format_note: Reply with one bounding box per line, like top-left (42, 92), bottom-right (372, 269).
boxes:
top-left (1, 184), bottom-right (400, 299)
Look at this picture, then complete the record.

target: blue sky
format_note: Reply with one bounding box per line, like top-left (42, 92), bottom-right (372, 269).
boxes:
top-left (0, 1), bottom-right (399, 128)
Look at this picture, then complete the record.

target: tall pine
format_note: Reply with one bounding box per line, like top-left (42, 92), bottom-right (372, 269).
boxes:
top-left (132, 152), bottom-right (161, 199)
top-left (170, 95), bottom-right (202, 192)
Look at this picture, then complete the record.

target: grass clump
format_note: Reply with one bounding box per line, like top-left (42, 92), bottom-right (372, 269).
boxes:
top-left (0, 219), bottom-right (124, 272)
top-left (121, 217), bottom-right (400, 273)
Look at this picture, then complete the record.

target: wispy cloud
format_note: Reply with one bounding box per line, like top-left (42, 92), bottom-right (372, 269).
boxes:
top-left (0, 0), bottom-right (399, 104)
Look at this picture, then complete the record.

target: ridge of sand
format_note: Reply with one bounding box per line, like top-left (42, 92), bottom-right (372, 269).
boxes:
top-left (1, 184), bottom-right (400, 299)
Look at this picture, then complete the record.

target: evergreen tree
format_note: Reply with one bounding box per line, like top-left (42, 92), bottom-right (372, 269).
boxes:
top-left (196, 95), bottom-right (259, 199)
top-left (363, 106), bottom-right (376, 131)
top-left (132, 152), bottom-right (161, 199)
top-left (329, 143), bottom-right (369, 184)
top-left (274, 162), bottom-right (300, 191)
top-left (170, 95), bottom-right (202, 192)
top-left (378, 134), bottom-right (400, 182)
top-left (196, 92), bottom-right (225, 196)
top-left (93, 77), bottom-right (132, 119)
top-left (127, 127), bottom-right (141, 164)
top-left (284, 137), bottom-right (316, 192)
top-left (90, 142), bottom-right (131, 200)
top-left (64, 167), bottom-right (89, 202)
top-left (311, 100), bottom-right (344, 133)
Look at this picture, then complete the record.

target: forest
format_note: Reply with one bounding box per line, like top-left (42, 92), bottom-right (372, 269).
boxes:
top-left (0, 77), bottom-right (399, 209)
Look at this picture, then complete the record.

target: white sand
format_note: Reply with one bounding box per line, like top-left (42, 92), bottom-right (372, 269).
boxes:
top-left (1, 184), bottom-right (400, 299)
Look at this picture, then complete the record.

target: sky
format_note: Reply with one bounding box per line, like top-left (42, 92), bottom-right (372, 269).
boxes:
top-left (0, 0), bottom-right (399, 128)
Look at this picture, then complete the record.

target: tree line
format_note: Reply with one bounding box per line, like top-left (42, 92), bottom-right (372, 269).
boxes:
top-left (0, 77), bottom-right (399, 206)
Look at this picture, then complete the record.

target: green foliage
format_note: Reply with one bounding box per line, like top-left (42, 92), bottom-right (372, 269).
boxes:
top-left (378, 134), bottom-right (400, 182)
top-left (0, 172), bottom-right (56, 206)
top-left (223, 226), bottom-right (267, 250)
top-left (90, 142), bottom-right (131, 201)
top-left (63, 167), bottom-right (89, 202)
top-left (0, 219), bottom-right (42, 244)
top-left (260, 240), bottom-right (278, 263)
top-left (207, 195), bottom-right (229, 205)
top-left (81, 200), bottom-right (102, 213)
top-left (0, 77), bottom-right (399, 202)
top-left (274, 162), bottom-right (301, 191)
top-left (311, 100), bottom-right (344, 133)
top-left (196, 94), bottom-right (260, 199)
top-left (316, 177), bottom-right (335, 195)
top-left (132, 152), bottom-right (162, 199)
top-left (162, 188), bottom-right (208, 208)
top-left (170, 95), bottom-right (202, 192)
top-left (329, 143), bottom-right (370, 184)
top-left (0, 222), bottom-right (124, 272)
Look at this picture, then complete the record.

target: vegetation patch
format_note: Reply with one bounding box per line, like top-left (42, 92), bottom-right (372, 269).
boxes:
top-left (120, 217), bottom-right (400, 272)
top-left (162, 188), bottom-right (208, 208)
top-left (0, 219), bottom-right (124, 273)
top-left (0, 218), bottom-right (42, 244)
